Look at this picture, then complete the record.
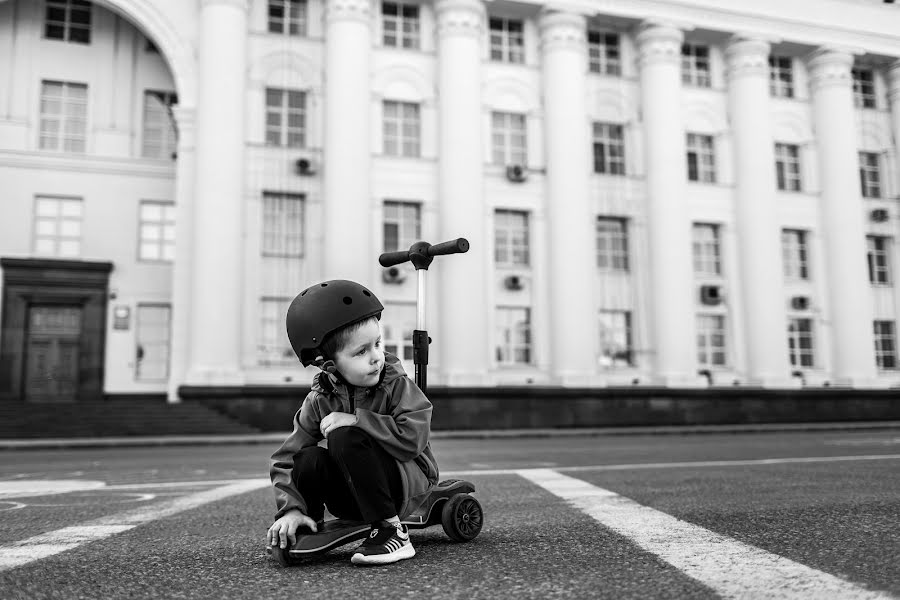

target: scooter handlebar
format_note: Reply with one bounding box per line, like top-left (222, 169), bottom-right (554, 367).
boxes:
top-left (379, 250), bottom-right (410, 267)
top-left (378, 238), bottom-right (469, 267)
top-left (427, 238), bottom-right (469, 256)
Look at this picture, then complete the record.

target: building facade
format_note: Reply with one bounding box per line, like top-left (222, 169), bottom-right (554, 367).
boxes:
top-left (1, 0), bottom-right (900, 403)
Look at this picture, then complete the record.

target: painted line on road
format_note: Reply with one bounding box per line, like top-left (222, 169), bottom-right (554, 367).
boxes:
top-left (0, 478), bottom-right (268, 572)
top-left (517, 468), bottom-right (895, 600)
top-left (443, 453), bottom-right (900, 477)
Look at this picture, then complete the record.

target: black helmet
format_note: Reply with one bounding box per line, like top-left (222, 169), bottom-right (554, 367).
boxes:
top-left (286, 280), bottom-right (384, 366)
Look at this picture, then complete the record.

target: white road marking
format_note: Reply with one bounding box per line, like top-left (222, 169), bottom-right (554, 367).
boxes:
top-left (0, 480), bottom-right (106, 499)
top-left (517, 468), bottom-right (896, 600)
top-left (0, 478), bottom-right (268, 572)
top-left (442, 453), bottom-right (900, 478)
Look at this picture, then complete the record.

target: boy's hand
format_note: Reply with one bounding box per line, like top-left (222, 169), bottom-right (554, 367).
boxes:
top-left (267, 509), bottom-right (318, 550)
top-left (319, 411), bottom-right (358, 437)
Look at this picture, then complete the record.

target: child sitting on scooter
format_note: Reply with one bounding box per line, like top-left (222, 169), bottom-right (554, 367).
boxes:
top-left (267, 279), bottom-right (439, 565)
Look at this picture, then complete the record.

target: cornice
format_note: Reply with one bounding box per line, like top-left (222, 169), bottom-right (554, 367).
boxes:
top-left (725, 37), bottom-right (770, 80)
top-left (0, 151), bottom-right (176, 179)
top-left (435, 0), bottom-right (485, 38)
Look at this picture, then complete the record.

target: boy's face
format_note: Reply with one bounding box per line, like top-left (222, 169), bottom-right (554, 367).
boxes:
top-left (333, 319), bottom-right (385, 387)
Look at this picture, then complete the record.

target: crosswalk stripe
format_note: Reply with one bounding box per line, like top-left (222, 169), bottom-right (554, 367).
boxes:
top-left (0, 479), bottom-right (267, 572)
top-left (517, 468), bottom-right (895, 600)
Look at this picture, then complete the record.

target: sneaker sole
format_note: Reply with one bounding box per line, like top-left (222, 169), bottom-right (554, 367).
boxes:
top-left (350, 543), bottom-right (416, 565)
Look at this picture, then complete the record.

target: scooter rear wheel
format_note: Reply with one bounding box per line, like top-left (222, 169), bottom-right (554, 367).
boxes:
top-left (441, 493), bottom-right (483, 542)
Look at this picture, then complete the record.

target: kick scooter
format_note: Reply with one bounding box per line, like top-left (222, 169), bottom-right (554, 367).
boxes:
top-left (269, 238), bottom-right (484, 566)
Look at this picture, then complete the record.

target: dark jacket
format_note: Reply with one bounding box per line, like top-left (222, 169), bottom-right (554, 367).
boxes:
top-left (270, 352), bottom-right (439, 519)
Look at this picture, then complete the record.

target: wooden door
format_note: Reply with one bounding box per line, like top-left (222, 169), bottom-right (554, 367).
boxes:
top-left (24, 306), bottom-right (82, 402)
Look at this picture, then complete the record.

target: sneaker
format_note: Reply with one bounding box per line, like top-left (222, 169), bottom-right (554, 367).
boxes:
top-left (350, 521), bottom-right (415, 565)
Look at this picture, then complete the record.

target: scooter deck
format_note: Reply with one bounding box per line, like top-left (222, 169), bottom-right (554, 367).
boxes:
top-left (282, 479), bottom-right (476, 557)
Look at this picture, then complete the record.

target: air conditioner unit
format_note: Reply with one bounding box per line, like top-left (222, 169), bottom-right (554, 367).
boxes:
top-left (505, 164), bottom-right (528, 183)
top-left (382, 266), bottom-right (407, 285)
top-left (504, 275), bottom-right (524, 291)
top-left (870, 208), bottom-right (889, 223)
top-left (699, 284), bottom-right (723, 306)
top-left (295, 157), bottom-right (317, 176)
top-left (790, 295), bottom-right (810, 310)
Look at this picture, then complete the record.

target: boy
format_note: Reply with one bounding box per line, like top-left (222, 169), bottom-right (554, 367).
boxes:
top-left (267, 279), bottom-right (439, 565)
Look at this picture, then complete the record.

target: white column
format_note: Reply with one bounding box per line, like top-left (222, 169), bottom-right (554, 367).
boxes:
top-left (322, 0), bottom-right (372, 282)
top-left (539, 10), bottom-right (596, 384)
top-left (725, 36), bottom-right (791, 386)
top-left (435, 0), bottom-right (489, 385)
top-left (889, 61), bottom-right (900, 198)
top-left (168, 106), bottom-right (196, 401)
top-left (807, 48), bottom-right (877, 385)
top-left (635, 22), bottom-right (698, 386)
top-left (186, 0), bottom-right (248, 385)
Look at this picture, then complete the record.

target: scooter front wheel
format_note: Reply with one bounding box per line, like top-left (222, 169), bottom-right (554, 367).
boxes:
top-left (440, 493), bottom-right (484, 542)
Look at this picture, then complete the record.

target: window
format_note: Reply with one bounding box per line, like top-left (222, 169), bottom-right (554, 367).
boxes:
top-left (142, 91), bottom-right (178, 159)
top-left (768, 56), bottom-right (794, 98)
top-left (491, 111), bottom-right (527, 166)
top-left (692, 223), bottom-right (721, 277)
top-left (686, 133), bottom-right (716, 183)
top-left (258, 297), bottom-right (295, 366)
top-left (33, 196), bottom-right (82, 257)
top-left (489, 17), bottom-right (524, 63)
top-left (587, 31), bottom-right (620, 75)
top-left (867, 235), bottom-right (892, 285)
top-left (39, 80), bottom-right (87, 153)
top-left (598, 310), bottom-right (632, 368)
top-left (592, 123), bottom-right (625, 175)
top-left (495, 209), bottom-right (529, 266)
top-left (775, 143), bottom-right (802, 191)
top-left (383, 303), bottom-right (415, 363)
top-left (139, 201), bottom-right (175, 262)
top-left (382, 101), bottom-right (421, 157)
top-left (787, 318), bottom-right (815, 368)
top-left (262, 192), bottom-right (304, 257)
top-left (496, 307), bottom-right (531, 365)
top-left (268, 0), bottom-right (307, 36)
top-left (852, 68), bottom-right (876, 109)
top-left (681, 43), bottom-right (711, 87)
top-left (265, 88), bottom-right (306, 148)
top-left (383, 201), bottom-right (421, 252)
top-left (382, 1), bottom-right (419, 49)
top-left (135, 304), bottom-right (171, 381)
top-left (44, 0), bottom-right (91, 44)
top-left (696, 314), bottom-right (727, 367)
top-left (874, 320), bottom-right (898, 370)
top-left (859, 152), bottom-right (882, 198)
top-left (596, 217), bottom-right (629, 271)
top-left (781, 229), bottom-right (809, 281)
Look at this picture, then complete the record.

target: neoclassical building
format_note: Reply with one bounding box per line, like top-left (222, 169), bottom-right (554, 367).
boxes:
top-left (1, 0), bottom-right (899, 404)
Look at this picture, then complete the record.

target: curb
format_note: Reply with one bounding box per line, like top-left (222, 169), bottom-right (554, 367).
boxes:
top-left (2, 421), bottom-right (900, 450)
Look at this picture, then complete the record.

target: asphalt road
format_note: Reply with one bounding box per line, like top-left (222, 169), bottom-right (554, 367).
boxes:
top-left (1, 429), bottom-right (899, 599)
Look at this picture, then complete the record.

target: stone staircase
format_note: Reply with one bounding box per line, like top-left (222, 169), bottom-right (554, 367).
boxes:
top-left (0, 398), bottom-right (261, 439)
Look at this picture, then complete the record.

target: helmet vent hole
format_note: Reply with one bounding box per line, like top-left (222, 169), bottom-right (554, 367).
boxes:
top-left (363, 290), bottom-right (371, 296)
top-left (300, 290), bottom-right (307, 296)
top-left (321, 283), bottom-right (328, 287)
top-left (343, 296), bottom-right (353, 305)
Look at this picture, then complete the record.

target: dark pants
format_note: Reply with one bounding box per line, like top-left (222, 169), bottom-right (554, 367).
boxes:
top-left (292, 427), bottom-right (404, 524)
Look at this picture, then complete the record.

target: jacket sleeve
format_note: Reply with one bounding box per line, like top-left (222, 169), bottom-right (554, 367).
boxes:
top-left (354, 376), bottom-right (432, 463)
top-left (269, 392), bottom-right (324, 519)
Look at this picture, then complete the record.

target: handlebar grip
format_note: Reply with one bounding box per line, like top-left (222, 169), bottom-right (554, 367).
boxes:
top-left (427, 238), bottom-right (469, 256)
top-left (379, 250), bottom-right (410, 267)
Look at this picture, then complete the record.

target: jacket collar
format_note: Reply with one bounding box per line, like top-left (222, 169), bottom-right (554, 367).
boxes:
top-left (311, 352), bottom-right (406, 395)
